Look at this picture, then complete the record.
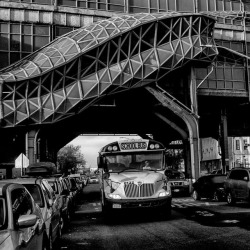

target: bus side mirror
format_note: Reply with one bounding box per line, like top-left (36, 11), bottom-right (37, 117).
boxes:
top-left (97, 156), bottom-right (107, 170)
top-left (97, 156), bottom-right (102, 169)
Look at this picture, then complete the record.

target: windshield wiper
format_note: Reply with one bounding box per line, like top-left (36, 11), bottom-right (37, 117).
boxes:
top-left (118, 167), bottom-right (139, 174)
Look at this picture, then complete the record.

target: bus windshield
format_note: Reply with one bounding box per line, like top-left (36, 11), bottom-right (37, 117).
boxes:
top-left (105, 151), bottom-right (164, 172)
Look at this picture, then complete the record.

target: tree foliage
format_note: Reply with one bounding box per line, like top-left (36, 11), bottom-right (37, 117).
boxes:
top-left (165, 149), bottom-right (184, 169)
top-left (57, 144), bottom-right (86, 175)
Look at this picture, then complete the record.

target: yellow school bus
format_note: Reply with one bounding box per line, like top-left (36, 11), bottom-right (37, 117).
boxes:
top-left (97, 139), bottom-right (172, 216)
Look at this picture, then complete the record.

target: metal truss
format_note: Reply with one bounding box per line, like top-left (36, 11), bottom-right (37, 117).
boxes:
top-left (0, 12), bottom-right (218, 128)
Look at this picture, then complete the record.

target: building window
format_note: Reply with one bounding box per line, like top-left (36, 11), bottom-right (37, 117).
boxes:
top-left (236, 140), bottom-right (240, 150)
top-left (0, 23), bottom-right (76, 69)
top-left (244, 139), bottom-right (248, 150)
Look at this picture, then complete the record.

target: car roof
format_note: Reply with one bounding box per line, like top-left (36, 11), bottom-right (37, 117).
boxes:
top-left (6, 177), bottom-right (42, 185)
top-left (199, 174), bottom-right (226, 179)
top-left (230, 167), bottom-right (250, 171)
top-left (0, 181), bottom-right (27, 196)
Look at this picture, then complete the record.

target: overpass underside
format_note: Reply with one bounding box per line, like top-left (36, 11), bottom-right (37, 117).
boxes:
top-left (0, 10), bottom-right (250, 179)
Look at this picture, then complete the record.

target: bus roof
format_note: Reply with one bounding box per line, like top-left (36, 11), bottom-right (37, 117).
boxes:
top-left (99, 139), bottom-right (165, 153)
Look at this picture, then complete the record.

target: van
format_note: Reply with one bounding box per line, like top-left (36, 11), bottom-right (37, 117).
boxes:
top-left (224, 167), bottom-right (250, 205)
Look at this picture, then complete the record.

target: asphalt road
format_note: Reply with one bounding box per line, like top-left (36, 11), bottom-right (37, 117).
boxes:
top-left (58, 184), bottom-right (250, 250)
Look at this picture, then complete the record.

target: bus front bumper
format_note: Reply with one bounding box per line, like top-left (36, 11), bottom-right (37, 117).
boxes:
top-left (105, 196), bottom-right (172, 210)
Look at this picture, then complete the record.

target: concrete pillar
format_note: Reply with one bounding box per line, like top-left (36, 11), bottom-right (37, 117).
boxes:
top-left (220, 107), bottom-right (229, 173)
top-left (146, 86), bottom-right (201, 180)
top-left (25, 130), bottom-right (40, 164)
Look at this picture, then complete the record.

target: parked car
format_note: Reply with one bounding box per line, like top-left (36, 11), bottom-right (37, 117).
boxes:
top-left (164, 169), bottom-right (190, 196)
top-left (81, 174), bottom-right (89, 186)
top-left (10, 177), bottom-right (62, 249)
top-left (224, 167), bottom-right (250, 205)
top-left (0, 182), bottom-right (46, 250)
top-left (69, 174), bottom-right (84, 192)
top-left (60, 176), bottom-right (77, 213)
top-left (192, 174), bottom-right (227, 201)
top-left (88, 175), bottom-right (99, 184)
top-left (44, 175), bottom-right (71, 230)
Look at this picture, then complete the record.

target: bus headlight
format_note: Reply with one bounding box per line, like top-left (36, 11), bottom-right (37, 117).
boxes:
top-left (108, 194), bottom-right (121, 199)
top-left (159, 190), bottom-right (171, 197)
top-left (184, 180), bottom-right (189, 185)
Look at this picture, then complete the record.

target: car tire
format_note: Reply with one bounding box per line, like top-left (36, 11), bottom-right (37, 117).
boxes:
top-left (42, 233), bottom-right (48, 250)
top-left (58, 216), bottom-right (63, 239)
top-left (47, 231), bottom-right (53, 250)
top-left (65, 209), bottom-right (71, 226)
top-left (226, 192), bottom-right (236, 205)
top-left (192, 190), bottom-right (201, 201)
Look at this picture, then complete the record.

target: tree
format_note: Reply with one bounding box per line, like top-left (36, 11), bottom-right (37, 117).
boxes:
top-left (165, 149), bottom-right (184, 170)
top-left (57, 144), bottom-right (87, 175)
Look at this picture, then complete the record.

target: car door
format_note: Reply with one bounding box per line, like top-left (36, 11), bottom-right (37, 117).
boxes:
top-left (41, 180), bottom-right (60, 242)
top-left (236, 170), bottom-right (249, 199)
top-left (226, 170), bottom-right (238, 198)
top-left (203, 177), bottom-right (214, 198)
top-left (11, 187), bottom-right (38, 250)
top-left (197, 177), bottom-right (206, 197)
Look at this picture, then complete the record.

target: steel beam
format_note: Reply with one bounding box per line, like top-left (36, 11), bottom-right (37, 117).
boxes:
top-left (146, 86), bottom-right (201, 180)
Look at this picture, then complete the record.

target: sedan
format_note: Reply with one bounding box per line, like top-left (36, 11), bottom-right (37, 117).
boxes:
top-left (0, 182), bottom-right (46, 250)
top-left (192, 174), bottom-right (227, 201)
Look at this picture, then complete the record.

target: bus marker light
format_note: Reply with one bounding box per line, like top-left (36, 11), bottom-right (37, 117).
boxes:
top-left (109, 194), bottom-right (121, 199)
top-left (159, 191), bottom-right (170, 197)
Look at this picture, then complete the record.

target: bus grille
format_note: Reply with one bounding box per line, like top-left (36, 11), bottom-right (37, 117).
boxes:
top-left (124, 183), bottom-right (155, 197)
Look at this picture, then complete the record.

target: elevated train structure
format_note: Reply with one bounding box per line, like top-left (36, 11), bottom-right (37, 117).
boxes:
top-left (0, 0), bottom-right (250, 180)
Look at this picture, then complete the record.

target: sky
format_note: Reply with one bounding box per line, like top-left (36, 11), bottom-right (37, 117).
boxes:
top-left (68, 135), bottom-right (140, 168)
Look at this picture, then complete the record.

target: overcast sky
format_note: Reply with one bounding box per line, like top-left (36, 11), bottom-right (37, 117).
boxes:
top-left (68, 135), bottom-right (140, 168)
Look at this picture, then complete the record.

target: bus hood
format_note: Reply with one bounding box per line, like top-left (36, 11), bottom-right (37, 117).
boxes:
top-left (109, 171), bottom-right (165, 183)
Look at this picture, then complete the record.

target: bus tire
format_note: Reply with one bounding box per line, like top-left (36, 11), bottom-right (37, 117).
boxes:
top-left (159, 204), bottom-right (171, 220)
top-left (101, 196), bottom-right (110, 216)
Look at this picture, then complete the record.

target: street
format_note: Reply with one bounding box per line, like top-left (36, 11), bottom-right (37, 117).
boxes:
top-left (58, 183), bottom-right (250, 250)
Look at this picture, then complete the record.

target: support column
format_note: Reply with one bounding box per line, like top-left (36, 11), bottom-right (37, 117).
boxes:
top-left (146, 86), bottom-right (201, 180)
top-left (25, 130), bottom-right (40, 164)
top-left (220, 107), bottom-right (229, 173)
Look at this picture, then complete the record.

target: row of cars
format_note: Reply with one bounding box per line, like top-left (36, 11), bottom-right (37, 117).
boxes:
top-left (165, 167), bottom-right (250, 206)
top-left (192, 167), bottom-right (250, 205)
top-left (0, 162), bottom-right (87, 250)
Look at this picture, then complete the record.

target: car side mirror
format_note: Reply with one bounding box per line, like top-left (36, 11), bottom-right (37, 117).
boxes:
top-left (18, 214), bottom-right (37, 228)
top-left (47, 199), bottom-right (53, 208)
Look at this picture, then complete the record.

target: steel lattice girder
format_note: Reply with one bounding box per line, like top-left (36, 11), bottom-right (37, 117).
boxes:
top-left (0, 12), bottom-right (218, 128)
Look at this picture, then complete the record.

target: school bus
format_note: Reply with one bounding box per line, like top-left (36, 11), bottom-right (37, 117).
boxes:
top-left (97, 139), bottom-right (172, 216)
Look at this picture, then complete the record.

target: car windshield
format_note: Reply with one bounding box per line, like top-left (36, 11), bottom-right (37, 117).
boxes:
top-left (211, 175), bottom-right (226, 183)
top-left (105, 152), bottom-right (164, 172)
top-left (0, 198), bottom-right (6, 230)
top-left (165, 170), bottom-right (185, 179)
top-left (24, 184), bottom-right (44, 208)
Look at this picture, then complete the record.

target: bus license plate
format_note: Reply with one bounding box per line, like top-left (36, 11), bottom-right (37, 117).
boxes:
top-left (113, 204), bottom-right (121, 209)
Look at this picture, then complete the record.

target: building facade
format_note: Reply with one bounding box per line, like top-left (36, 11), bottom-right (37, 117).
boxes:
top-left (1, 0), bottom-right (250, 177)
top-left (229, 137), bottom-right (250, 168)
top-left (200, 137), bottom-right (221, 175)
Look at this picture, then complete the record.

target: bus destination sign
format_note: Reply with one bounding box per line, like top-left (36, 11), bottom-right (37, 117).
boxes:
top-left (120, 141), bottom-right (147, 151)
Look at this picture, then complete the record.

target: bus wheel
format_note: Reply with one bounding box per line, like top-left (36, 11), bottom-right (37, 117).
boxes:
top-left (101, 197), bottom-right (110, 216)
top-left (159, 204), bottom-right (171, 220)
